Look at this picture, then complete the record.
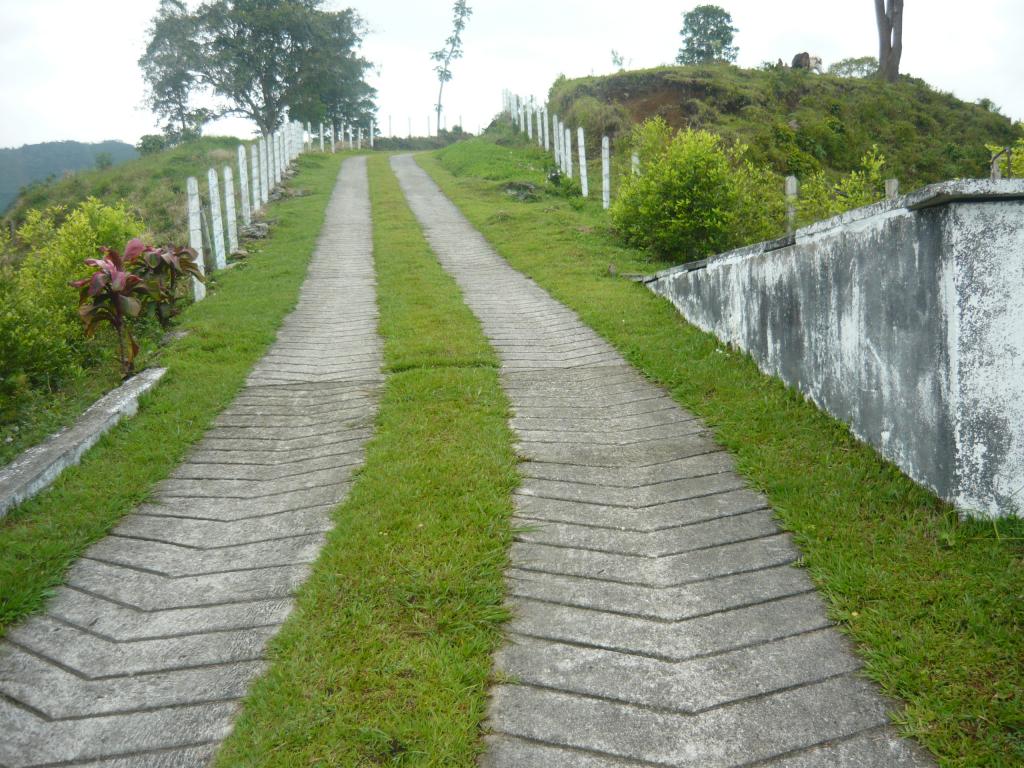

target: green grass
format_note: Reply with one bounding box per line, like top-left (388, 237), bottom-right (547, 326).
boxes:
top-left (213, 154), bottom-right (518, 766)
top-left (419, 138), bottom-right (1024, 768)
top-left (0, 151), bottom-right (345, 634)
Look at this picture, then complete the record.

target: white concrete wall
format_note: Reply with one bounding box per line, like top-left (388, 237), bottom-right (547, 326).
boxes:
top-left (646, 180), bottom-right (1024, 518)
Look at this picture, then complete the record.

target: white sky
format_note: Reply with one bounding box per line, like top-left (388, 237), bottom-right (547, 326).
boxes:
top-left (1, 0), bottom-right (1022, 147)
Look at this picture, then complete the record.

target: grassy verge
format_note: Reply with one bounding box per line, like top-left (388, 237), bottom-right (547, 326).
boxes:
top-left (0, 151), bottom-right (345, 634)
top-left (418, 138), bottom-right (1024, 768)
top-left (214, 154), bottom-right (517, 766)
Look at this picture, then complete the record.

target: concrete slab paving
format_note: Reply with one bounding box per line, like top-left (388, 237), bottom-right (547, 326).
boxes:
top-left (0, 156), bottom-right (383, 766)
top-left (390, 154), bottom-right (934, 767)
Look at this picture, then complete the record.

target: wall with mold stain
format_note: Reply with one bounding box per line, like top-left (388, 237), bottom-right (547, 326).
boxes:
top-left (646, 180), bottom-right (1024, 519)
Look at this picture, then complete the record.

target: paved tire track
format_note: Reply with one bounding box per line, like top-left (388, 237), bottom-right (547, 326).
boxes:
top-left (0, 156), bottom-right (382, 767)
top-left (390, 154), bottom-right (934, 768)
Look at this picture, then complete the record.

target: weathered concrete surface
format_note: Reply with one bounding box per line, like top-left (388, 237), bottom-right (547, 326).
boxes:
top-left (390, 154), bottom-right (934, 767)
top-left (646, 180), bottom-right (1024, 519)
top-left (0, 367), bottom-right (166, 518)
top-left (0, 156), bottom-right (382, 767)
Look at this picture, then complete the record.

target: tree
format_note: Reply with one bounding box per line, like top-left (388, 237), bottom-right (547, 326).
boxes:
top-left (431, 1), bottom-right (472, 133)
top-left (139, 0), bottom-right (375, 136)
top-left (138, 0), bottom-right (209, 138)
top-left (676, 5), bottom-right (738, 65)
top-left (874, 0), bottom-right (904, 83)
top-left (828, 56), bottom-right (878, 78)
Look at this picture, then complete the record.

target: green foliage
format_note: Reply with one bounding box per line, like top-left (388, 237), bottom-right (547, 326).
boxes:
top-left (610, 118), bottom-right (783, 260)
top-left (676, 5), bottom-right (738, 65)
top-left (829, 56), bottom-right (878, 78)
top-left (136, 134), bottom-right (169, 156)
top-left (986, 136), bottom-right (1024, 177)
top-left (94, 153), bottom-right (113, 171)
top-left (547, 64), bottom-right (1018, 189)
top-left (1, 199), bottom-right (144, 407)
top-left (796, 145), bottom-right (887, 226)
top-left (140, 0), bottom-right (376, 134)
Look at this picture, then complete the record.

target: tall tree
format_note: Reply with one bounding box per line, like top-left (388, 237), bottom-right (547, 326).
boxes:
top-left (874, 0), bottom-right (904, 83)
top-left (140, 0), bottom-right (375, 136)
top-left (676, 5), bottom-right (738, 65)
top-left (431, 1), bottom-right (472, 132)
top-left (138, 0), bottom-right (208, 139)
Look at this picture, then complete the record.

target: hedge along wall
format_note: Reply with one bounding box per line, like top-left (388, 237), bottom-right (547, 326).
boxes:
top-left (645, 180), bottom-right (1024, 519)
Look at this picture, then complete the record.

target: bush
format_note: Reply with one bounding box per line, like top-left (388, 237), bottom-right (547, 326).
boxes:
top-left (1, 199), bottom-right (145, 396)
top-left (610, 118), bottom-right (784, 261)
top-left (796, 145), bottom-right (887, 226)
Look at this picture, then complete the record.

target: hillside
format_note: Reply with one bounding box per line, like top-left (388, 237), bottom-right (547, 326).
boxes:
top-left (548, 63), bottom-right (1021, 188)
top-left (0, 140), bottom-right (137, 214)
top-left (2, 136), bottom-right (245, 250)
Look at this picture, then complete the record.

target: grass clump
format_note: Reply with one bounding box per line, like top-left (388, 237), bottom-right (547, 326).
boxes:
top-left (0, 151), bottom-right (344, 634)
top-left (421, 137), bottom-right (1024, 767)
top-left (213, 154), bottom-right (517, 766)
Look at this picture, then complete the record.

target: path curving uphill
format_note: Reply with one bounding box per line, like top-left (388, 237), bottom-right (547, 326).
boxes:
top-left (0, 156), bottom-right (382, 767)
top-left (390, 154), bottom-right (934, 768)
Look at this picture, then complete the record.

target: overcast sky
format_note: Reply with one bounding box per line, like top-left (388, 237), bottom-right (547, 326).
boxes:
top-left (1, 0), bottom-right (1022, 148)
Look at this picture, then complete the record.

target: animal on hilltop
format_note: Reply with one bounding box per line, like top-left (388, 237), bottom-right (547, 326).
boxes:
top-left (791, 52), bottom-right (823, 73)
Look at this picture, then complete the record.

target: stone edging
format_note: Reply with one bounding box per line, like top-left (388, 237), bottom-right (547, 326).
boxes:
top-left (0, 367), bottom-right (167, 518)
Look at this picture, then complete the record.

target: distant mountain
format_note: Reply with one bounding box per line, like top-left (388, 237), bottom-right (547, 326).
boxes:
top-left (0, 140), bottom-right (138, 214)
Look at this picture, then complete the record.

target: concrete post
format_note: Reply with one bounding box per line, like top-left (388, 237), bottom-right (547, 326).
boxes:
top-left (206, 167), bottom-right (226, 270)
top-left (370, 120), bottom-right (375, 149)
top-left (565, 127), bottom-right (573, 180)
top-left (577, 127), bottom-right (589, 197)
top-left (237, 146), bottom-right (251, 226)
top-left (319, 123), bottom-right (324, 152)
top-left (260, 137), bottom-right (270, 203)
top-left (886, 178), bottom-right (900, 199)
top-left (357, 127), bottom-right (362, 150)
top-left (526, 105), bottom-right (533, 141)
top-left (185, 177), bottom-right (207, 301)
top-left (305, 122), bottom-right (311, 152)
top-left (602, 136), bottom-right (611, 210)
top-left (250, 143), bottom-right (261, 213)
top-left (348, 125), bottom-right (354, 150)
top-left (632, 152), bottom-right (639, 175)
top-left (785, 175), bottom-right (799, 234)
top-left (222, 166), bottom-right (238, 255)
top-left (552, 114), bottom-right (560, 164)
top-left (542, 108), bottom-right (549, 151)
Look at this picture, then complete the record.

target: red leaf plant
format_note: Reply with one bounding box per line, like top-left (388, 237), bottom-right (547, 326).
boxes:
top-left (70, 242), bottom-right (150, 377)
top-left (130, 240), bottom-right (204, 328)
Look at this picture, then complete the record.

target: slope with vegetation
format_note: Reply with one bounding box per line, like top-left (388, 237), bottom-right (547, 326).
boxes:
top-left (549, 63), bottom-right (1021, 189)
top-left (0, 140), bottom-right (137, 214)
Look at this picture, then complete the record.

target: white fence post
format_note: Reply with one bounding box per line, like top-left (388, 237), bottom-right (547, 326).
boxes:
top-left (276, 132), bottom-right (284, 180)
top-left (319, 123), bottom-right (324, 152)
top-left (552, 114), bottom-right (559, 164)
top-left (223, 166), bottom-right (238, 254)
top-left (206, 167), bottom-right (226, 270)
top-left (785, 175), bottom-right (799, 234)
top-left (542, 108), bottom-right (549, 151)
top-left (602, 136), bottom-right (611, 210)
top-left (631, 152), bottom-right (640, 175)
top-left (577, 127), bottom-right (589, 197)
top-left (237, 146), bottom-right (251, 226)
top-left (250, 144), bottom-right (261, 214)
top-left (526, 104), bottom-right (533, 140)
top-left (565, 127), bottom-right (573, 179)
top-left (348, 125), bottom-right (354, 150)
top-left (885, 178), bottom-right (900, 199)
top-left (358, 127), bottom-right (363, 149)
top-left (186, 177), bottom-right (207, 301)
top-left (370, 120), bottom-right (375, 148)
top-left (260, 137), bottom-right (268, 201)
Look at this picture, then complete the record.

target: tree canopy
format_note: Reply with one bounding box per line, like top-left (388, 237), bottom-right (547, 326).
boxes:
top-left (828, 56), bottom-right (879, 78)
top-left (139, 0), bottom-right (376, 137)
top-left (676, 5), bottom-right (738, 65)
top-left (431, 1), bottom-right (473, 131)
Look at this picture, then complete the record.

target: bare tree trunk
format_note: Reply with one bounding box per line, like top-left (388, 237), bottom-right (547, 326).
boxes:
top-left (874, 0), bottom-right (904, 83)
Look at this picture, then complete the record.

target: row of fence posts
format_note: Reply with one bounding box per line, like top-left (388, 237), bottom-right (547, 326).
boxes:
top-left (185, 116), bottom-right (380, 303)
top-left (185, 121), bottom-right (305, 302)
top-left (502, 88), bottom-right (903, 231)
top-left (310, 119), bottom-right (376, 154)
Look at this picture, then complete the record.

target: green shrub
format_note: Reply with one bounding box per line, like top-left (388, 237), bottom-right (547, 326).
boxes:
top-left (610, 118), bottom-right (784, 261)
top-left (1, 199), bottom-right (145, 396)
top-left (796, 145), bottom-right (887, 226)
